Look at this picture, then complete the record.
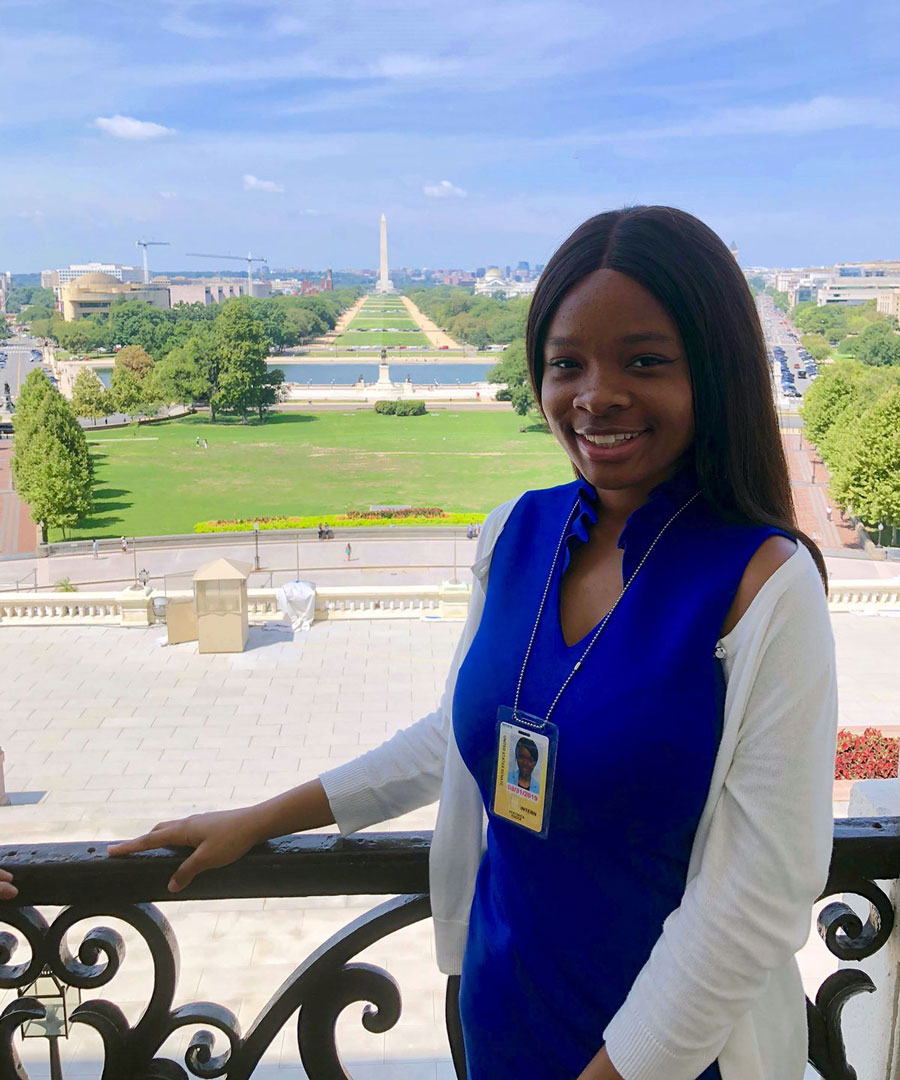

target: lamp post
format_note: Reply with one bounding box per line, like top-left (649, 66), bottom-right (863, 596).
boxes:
top-left (878, 522), bottom-right (885, 548)
top-left (16, 967), bottom-right (81, 1080)
top-left (253, 521), bottom-right (260, 571)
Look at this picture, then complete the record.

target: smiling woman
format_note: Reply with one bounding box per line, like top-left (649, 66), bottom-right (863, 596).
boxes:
top-left (29, 208), bottom-right (838, 1080)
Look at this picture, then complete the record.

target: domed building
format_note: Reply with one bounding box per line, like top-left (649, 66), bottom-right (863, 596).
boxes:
top-left (60, 271), bottom-right (170, 321)
top-left (474, 265), bottom-right (537, 299)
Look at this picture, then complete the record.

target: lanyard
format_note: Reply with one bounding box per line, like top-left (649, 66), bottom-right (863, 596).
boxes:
top-left (512, 488), bottom-right (700, 724)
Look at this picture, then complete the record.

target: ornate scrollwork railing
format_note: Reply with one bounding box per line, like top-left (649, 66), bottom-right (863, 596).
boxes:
top-left (1, 819), bottom-right (898, 1079)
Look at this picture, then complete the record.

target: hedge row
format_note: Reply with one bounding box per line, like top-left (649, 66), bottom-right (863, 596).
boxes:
top-left (374, 400), bottom-right (427, 415)
top-left (835, 727), bottom-right (899, 779)
top-left (194, 511), bottom-right (486, 533)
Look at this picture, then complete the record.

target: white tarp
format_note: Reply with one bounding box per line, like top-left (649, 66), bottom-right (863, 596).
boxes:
top-left (275, 580), bottom-right (317, 632)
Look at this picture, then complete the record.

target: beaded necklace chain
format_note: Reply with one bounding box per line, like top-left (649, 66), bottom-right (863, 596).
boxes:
top-left (512, 489), bottom-right (700, 724)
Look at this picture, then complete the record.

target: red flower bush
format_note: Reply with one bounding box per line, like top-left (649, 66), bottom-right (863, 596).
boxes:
top-left (345, 507), bottom-right (445, 520)
top-left (835, 727), bottom-right (899, 780)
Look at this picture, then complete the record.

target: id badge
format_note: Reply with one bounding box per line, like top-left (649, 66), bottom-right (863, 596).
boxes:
top-left (489, 706), bottom-right (558, 839)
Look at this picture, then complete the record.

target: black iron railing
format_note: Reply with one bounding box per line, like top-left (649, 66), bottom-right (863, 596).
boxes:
top-left (0, 819), bottom-right (897, 1079)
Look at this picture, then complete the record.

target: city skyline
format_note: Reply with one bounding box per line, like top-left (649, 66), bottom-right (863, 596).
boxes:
top-left (1, 1), bottom-right (899, 270)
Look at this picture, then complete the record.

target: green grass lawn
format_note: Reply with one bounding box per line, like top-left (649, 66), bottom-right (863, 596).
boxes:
top-left (334, 331), bottom-right (430, 346)
top-left (66, 411), bottom-right (572, 540)
top-left (347, 318), bottom-right (419, 329)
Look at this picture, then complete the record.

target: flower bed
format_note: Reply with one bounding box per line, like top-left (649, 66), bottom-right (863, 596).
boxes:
top-left (194, 511), bottom-right (486, 533)
top-left (835, 727), bottom-right (899, 780)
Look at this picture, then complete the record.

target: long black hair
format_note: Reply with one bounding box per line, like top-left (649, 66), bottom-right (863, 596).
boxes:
top-left (525, 205), bottom-right (826, 587)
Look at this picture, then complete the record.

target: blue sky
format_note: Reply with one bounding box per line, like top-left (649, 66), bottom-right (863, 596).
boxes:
top-left (1, 0), bottom-right (898, 272)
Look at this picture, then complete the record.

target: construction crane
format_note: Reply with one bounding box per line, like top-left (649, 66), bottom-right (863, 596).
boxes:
top-left (135, 240), bottom-right (170, 284)
top-left (184, 251), bottom-right (267, 294)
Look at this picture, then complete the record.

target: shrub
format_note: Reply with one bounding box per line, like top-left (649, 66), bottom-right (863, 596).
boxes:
top-left (395, 400), bottom-right (427, 415)
top-left (374, 400), bottom-right (426, 415)
top-left (835, 727), bottom-right (899, 780)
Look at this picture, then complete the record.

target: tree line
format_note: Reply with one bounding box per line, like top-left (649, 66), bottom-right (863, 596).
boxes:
top-left (801, 360), bottom-right (900, 545)
top-left (792, 298), bottom-right (900, 366)
top-left (405, 286), bottom-right (529, 350)
top-left (70, 300), bottom-right (288, 424)
top-left (12, 370), bottom-right (92, 539)
top-left (24, 287), bottom-right (359, 359)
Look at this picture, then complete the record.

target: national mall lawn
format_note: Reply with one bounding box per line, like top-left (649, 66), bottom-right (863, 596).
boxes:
top-left (64, 409), bottom-right (573, 540)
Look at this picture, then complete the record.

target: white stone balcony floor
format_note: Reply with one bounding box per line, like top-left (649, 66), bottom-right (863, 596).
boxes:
top-left (0, 611), bottom-right (898, 1078)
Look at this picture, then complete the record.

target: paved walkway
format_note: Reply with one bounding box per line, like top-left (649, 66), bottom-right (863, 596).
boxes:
top-left (399, 297), bottom-right (460, 350)
top-left (781, 431), bottom-right (863, 552)
top-left (1, 612), bottom-right (897, 1077)
top-left (0, 441), bottom-right (38, 557)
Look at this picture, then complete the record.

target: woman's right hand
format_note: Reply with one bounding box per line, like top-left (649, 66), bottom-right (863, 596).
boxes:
top-left (107, 807), bottom-right (265, 893)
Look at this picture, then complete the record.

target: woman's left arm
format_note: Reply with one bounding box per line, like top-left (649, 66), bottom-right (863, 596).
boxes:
top-left (599, 548), bottom-right (837, 1080)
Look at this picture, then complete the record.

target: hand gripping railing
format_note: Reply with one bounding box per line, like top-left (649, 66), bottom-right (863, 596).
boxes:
top-left (0, 819), bottom-right (897, 1079)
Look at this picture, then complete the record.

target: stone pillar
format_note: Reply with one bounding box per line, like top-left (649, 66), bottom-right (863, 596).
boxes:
top-left (118, 585), bottom-right (155, 627)
top-left (439, 580), bottom-right (470, 620)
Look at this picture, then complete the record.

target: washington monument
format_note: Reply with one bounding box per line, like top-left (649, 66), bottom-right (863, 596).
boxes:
top-left (375, 212), bottom-right (394, 294)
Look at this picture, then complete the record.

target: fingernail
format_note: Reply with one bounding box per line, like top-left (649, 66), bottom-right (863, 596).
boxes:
top-left (168, 880), bottom-right (179, 893)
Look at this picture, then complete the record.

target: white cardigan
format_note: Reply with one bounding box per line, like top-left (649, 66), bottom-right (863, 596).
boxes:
top-left (321, 496), bottom-right (838, 1080)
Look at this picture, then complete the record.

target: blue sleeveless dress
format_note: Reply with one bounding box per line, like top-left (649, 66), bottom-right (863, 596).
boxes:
top-left (452, 472), bottom-right (793, 1079)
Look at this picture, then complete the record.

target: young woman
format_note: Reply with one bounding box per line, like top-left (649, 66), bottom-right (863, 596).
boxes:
top-left (0, 206), bottom-right (837, 1080)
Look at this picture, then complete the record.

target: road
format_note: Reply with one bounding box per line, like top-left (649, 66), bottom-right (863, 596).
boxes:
top-left (1, 331), bottom-right (47, 404)
top-left (756, 294), bottom-right (814, 405)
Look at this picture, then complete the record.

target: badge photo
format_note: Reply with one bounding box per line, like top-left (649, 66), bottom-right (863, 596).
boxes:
top-left (490, 708), bottom-right (558, 838)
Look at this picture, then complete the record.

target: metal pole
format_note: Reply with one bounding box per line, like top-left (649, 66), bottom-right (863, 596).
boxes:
top-left (48, 1037), bottom-right (63, 1080)
top-left (132, 537), bottom-right (137, 583)
top-left (254, 523), bottom-right (260, 571)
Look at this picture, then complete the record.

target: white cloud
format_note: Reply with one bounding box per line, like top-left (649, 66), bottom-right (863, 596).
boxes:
top-left (93, 115), bottom-right (175, 139)
top-left (160, 9), bottom-right (228, 39)
top-left (243, 173), bottom-right (285, 193)
top-left (424, 180), bottom-right (467, 198)
top-left (159, 190), bottom-right (179, 200)
top-left (16, 209), bottom-right (45, 221)
top-left (267, 14), bottom-right (307, 36)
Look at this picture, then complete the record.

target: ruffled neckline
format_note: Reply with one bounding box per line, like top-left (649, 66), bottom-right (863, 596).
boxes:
top-left (561, 464), bottom-right (700, 573)
top-left (561, 480), bottom-right (600, 574)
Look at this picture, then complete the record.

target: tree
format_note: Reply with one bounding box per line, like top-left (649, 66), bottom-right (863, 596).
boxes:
top-left (115, 344), bottom-right (155, 379)
top-left (108, 345), bottom-right (157, 416)
top-left (487, 339), bottom-right (536, 414)
top-left (109, 364), bottom-right (148, 416)
top-left (12, 377), bottom-right (93, 539)
top-left (56, 318), bottom-right (110, 355)
top-left (828, 388), bottom-right (900, 532)
top-left (154, 337), bottom-right (213, 407)
top-left (17, 427), bottom-right (93, 538)
top-left (799, 363), bottom-right (864, 449)
top-left (71, 370), bottom-right (109, 423)
top-left (800, 333), bottom-right (831, 362)
top-left (11, 369), bottom-right (55, 451)
top-left (4, 286), bottom-right (55, 314)
top-left (108, 300), bottom-right (171, 357)
top-left (213, 302), bottom-right (281, 422)
top-left (856, 322), bottom-right (900, 367)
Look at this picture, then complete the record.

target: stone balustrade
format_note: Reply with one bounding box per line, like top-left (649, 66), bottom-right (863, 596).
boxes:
top-left (0, 582), bottom-right (470, 627)
top-left (828, 580), bottom-right (900, 610)
top-left (1, 578), bottom-right (897, 628)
